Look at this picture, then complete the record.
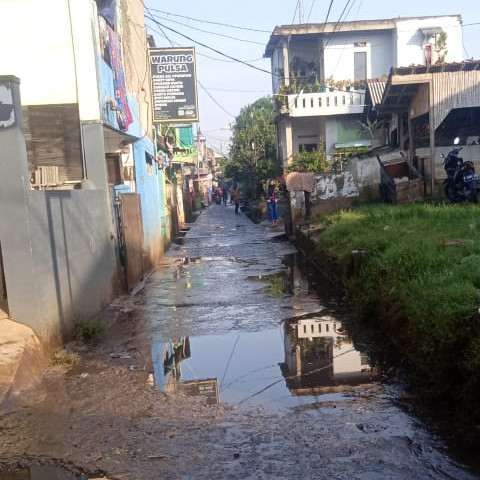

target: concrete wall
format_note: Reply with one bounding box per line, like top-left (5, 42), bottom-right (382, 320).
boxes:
top-left (24, 190), bottom-right (118, 344)
top-left (0, 77), bottom-right (118, 348)
top-left (417, 144), bottom-right (480, 185)
top-left (288, 154), bottom-right (384, 225)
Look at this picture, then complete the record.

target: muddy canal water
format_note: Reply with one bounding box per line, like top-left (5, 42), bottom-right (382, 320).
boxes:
top-left (144, 204), bottom-right (478, 479)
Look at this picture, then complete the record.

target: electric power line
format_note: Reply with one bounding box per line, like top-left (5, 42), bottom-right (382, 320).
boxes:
top-left (145, 18), bottom-right (266, 64)
top-left (151, 12), bottom-right (266, 46)
top-left (307, 0), bottom-right (317, 23)
top-left (198, 79), bottom-right (237, 118)
top-left (323, 0), bottom-right (335, 25)
top-left (145, 15), bottom-right (276, 77)
top-left (147, 7), bottom-right (271, 33)
top-left (323, 0), bottom-right (356, 48)
top-left (292, 0), bottom-right (300, 24)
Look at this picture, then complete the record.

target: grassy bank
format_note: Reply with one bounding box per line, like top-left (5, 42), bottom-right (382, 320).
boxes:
top-left (309, 202), bottom-right (480, 445)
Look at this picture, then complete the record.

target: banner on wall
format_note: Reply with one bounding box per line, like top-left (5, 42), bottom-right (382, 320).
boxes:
top-left (149, 47), bottom-right (199, 123)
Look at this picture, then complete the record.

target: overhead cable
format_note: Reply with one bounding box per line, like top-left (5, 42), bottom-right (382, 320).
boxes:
top-left (323, 0), bottom-right (335, 26)
top-left (198, 79), bottom-right (237, 118)
top-left (145, 18), bottom-right (265, 64)
top-left (145, 15), bottom-right (276, 77)
top-left (147, 8), bottom-right (271, 33)
top-left (151, 12), bottom-right (266, 45)
top-left (292, 0), bottom-right (300, 24)
top-left (307, 0), bottom-right (317, 23)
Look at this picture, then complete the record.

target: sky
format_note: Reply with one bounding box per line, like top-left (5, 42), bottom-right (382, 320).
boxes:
top-left (144, 0), bottom-right (480, 154)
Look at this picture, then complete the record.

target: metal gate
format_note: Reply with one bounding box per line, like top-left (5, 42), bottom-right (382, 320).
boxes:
top-left (114, 193), bottom-right (146, 292)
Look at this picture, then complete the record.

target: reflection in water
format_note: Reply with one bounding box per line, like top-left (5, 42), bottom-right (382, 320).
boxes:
top-left (154, 336), bottom-right (219, 405)
top-left (163, 336), bottom-right (191, 382)
top-left (150, 252), bottom-right (375, 410)
top-left (1, 466), bottom-right (91, 479)
top-left (151, 322), bottom-right (373, 411)
top-left (281, 315), bottom-right (373, 395)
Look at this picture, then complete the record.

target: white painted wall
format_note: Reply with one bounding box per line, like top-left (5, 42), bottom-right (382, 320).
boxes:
top-left (395, 16), bottom-right (463, 67)
top-left (323, 30), bottom-right (395, 82)
top-left (0, 0), bottom-right (101, 120)
top-left (292, 117), bottom-right (323, 152)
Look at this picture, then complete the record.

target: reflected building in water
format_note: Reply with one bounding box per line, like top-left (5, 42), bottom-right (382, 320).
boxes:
top-left (280, 315), bottom-right (372, 395)
top-left (152, 335), bottom-right (219, 405)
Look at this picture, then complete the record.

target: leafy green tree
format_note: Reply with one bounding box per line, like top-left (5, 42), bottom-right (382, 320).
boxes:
top-left (227, 96), bottom-right (279, 200)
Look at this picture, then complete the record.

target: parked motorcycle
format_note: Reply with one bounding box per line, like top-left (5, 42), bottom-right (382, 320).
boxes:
top-left (441, 137), bottom-right (478, 203)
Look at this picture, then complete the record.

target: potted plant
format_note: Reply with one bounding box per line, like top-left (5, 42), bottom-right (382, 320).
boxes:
top-left (327, 75), bottom-right (335, 91)
top-left (353, 79), bottom-right (366, 90)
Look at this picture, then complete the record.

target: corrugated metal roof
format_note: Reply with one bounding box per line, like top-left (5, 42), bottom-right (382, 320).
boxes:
top-left (366, 79), bottom-right (388, 107)
top-left (392, 60), bottom-right (480, 75)
top-left (421, 27), bottom-right (444, 36)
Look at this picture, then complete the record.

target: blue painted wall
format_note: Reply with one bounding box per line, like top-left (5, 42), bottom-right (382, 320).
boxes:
top-left (134, 138), bottom-right (165, 263)
top-left (97, 55), bottom-right (166, 264)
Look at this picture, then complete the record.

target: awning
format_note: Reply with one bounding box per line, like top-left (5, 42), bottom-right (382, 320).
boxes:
top-left (366, 79), bottom-right (388, 107)
top-left (334, 140), bottom-right (372, 149)
top-left (421, 27), bottom-right (443, 36)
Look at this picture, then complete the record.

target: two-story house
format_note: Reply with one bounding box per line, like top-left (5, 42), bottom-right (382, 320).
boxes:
top-left (264, 15), bottom-right (463, 169)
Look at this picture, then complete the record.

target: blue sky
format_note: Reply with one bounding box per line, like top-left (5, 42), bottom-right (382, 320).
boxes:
top-left (144, 1), bottom-right (480, 153)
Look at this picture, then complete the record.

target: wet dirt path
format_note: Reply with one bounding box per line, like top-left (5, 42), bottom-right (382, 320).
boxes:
top-left (0, 204), bottom-right (478, 479)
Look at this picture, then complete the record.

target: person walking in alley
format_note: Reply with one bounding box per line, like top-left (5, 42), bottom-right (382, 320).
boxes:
top-left (267, 179), bottom-right (279, 227)
top-left (232, 184), bottom-right (240, 214)
top-left (222, 186), bottom-right (228, 205)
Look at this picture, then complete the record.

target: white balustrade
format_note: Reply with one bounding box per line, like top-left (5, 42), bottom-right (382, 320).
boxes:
top-left (285, 90), bottom-right (366, 117)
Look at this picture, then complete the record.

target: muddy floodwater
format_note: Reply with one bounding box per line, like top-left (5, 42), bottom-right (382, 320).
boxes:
top-left (1, 204), bottom-right (479, 480)
top-left (141, 206), bottom-right (479, 479)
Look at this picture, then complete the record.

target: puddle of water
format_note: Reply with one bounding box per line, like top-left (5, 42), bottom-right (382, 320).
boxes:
top-left (152, 314), bottom-right (375, 411)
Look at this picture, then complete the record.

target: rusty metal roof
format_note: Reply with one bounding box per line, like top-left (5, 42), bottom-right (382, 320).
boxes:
top-left (376, 61), bottom-right (480, 115)
top-left (391, 60), bottom-right (480, 75)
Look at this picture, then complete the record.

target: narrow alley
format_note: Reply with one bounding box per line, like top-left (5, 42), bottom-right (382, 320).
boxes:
top-left (0, 204), bottom-right (478, 480)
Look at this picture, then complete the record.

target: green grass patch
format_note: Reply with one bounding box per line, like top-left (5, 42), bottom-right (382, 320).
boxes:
top-left (309, 202), bottom-right (480, 443)
top-left (73, 321), bottom-right (104, 342)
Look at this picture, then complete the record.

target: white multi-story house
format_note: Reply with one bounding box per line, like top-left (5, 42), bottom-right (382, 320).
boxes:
top-left (264, 15), bottom-right (464, 168)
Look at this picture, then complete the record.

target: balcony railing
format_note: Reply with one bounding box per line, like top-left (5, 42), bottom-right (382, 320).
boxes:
top-left (282, 89), bottom-right (366, 117)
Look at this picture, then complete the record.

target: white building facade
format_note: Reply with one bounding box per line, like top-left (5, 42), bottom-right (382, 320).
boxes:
top-left (264, 15), bottom-right (463, 168)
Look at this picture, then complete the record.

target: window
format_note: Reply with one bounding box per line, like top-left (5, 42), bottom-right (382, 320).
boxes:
top-left (354, 51), bottom-right (367, 83)
top-left (145, 152), bottom-right (155, 176)
top-left (299, 143), bottom-right (317, 152)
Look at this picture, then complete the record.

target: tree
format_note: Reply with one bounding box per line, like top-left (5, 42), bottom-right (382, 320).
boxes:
top-left (227, 96), bottom-right (279, 200)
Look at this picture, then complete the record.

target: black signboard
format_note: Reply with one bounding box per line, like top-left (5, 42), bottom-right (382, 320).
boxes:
top-left (182, 378), bottom-right (219, 405)
top-left (149, 47), bottom-right (199, 123)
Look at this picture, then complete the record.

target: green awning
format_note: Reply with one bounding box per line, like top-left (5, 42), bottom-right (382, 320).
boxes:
top-left (334, 140), bottom-right (372, 149)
